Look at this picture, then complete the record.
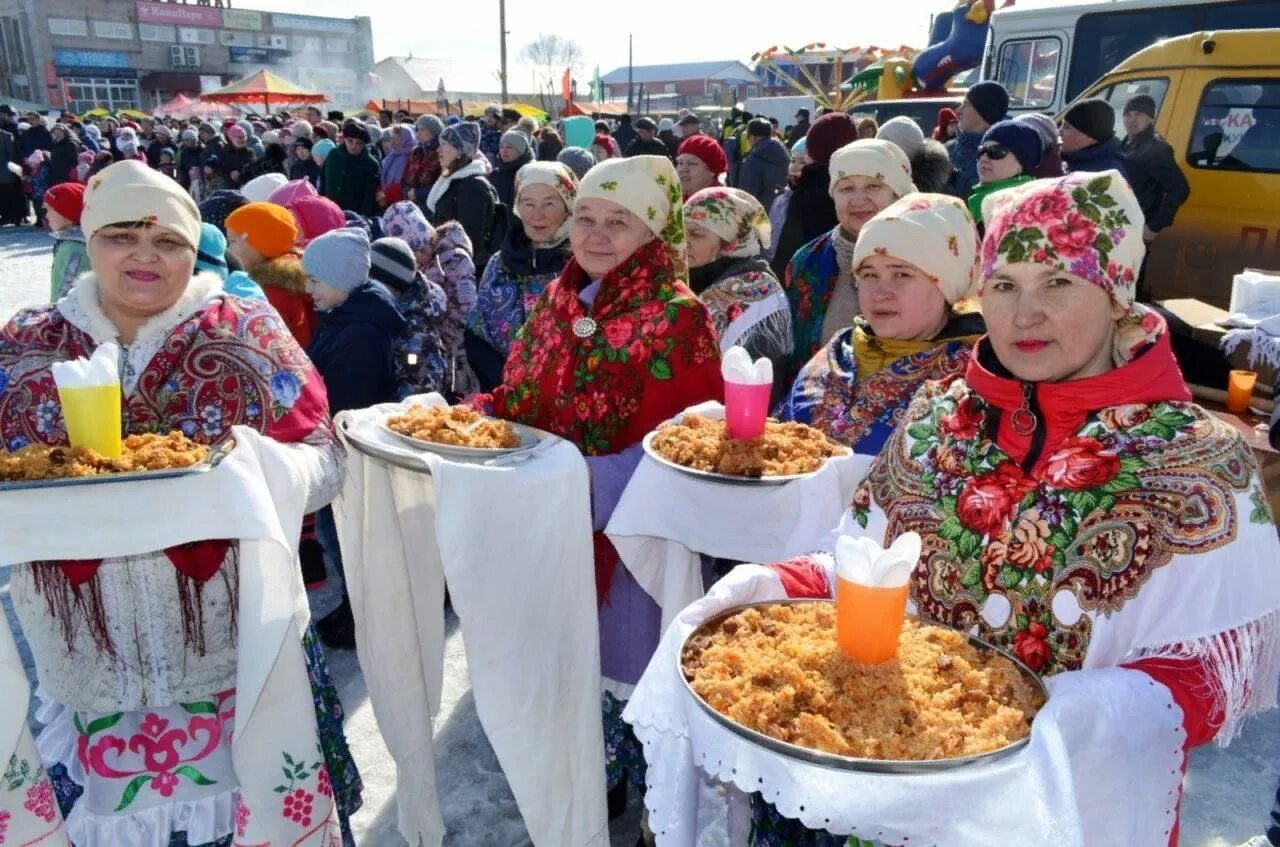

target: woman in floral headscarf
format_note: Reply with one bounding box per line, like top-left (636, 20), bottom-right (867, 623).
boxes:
top-left (727, 171), bottom-right (1280, 845)
top-left (683, 186), bottom-right (792, 395)
top-left (466, 161), bottom-right (578, 390)
top-left (475, 154), bottom-right (722, 812)
top-left (779, 193), bottom-right (985, 455)
top-left (781, 139), bottom-right (916, 387)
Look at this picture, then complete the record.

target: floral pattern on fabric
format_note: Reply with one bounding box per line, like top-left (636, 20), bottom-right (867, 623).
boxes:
top-left (0, 295), bottom-right (331, 451)
top-left (489, 238), bottom-right (722, 457)
top-left (779, 325), bottom-right (975, 456)
top-left (602, 692), bottom-right (646, 791)
top-left (392, 277), bottom-right (450, 399)
top-left (698, 259), bottom-right (792, 363)
top-left (851, 379), bottom-right (1262, 676)
top-left (684, 187), bottom-right (771, 259)
top-left (3, 754), bottom-right (64, 845)
top-left (781, 230), bottom-right (840, 383)
top-left (468, 241), bottom-right (571, 358)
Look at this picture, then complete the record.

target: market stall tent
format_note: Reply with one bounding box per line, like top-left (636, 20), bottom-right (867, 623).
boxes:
top-left (201, 69), bottom-right (327, 116)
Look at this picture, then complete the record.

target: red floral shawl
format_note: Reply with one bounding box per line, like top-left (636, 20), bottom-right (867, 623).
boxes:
top-left (488, 238), bottom-right (723, 600)
top-left (492, 238), bottom-right (723, 456)
top-left (0, 289), bottom-right (332, 651)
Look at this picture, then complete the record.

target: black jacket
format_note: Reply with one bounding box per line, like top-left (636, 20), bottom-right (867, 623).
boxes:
top-left (306, 282), bottom-right (406, 414)
top-left (786, 119), bottom-right (810, 147)
top-left (0, 129), bottom-right (18, 186)
top-left (737, 137), bottom-right (790, 210)
top-left (770, 162), bottom-right (837, 280)
top-left (321, 143), bottom-right (381, 217)
top-left (658, 130), bottom-right (680, 161)
top-left (178, 144), bottom-right (202, 188)
top-left (488, 151), bottom-right (532, 210)
top-left (1064, 136), bottom-right (1130, 183)
top-left (19, 124), bottom-right (52, 159)
top-left (213, 144), bottom-right (254, 187)
top-left (145, 137), bottom-right (167, 168)
top-left (48, 137), bottom-right (80, 186)
top-left (432, 172), bottom-right (500, 271)
top-left (239, 144), bottom-right (287, 184)
top-left (290, 156), bottom-right (321, 187)
top-left (1121, 127), bottom-right (1190, 232)
top-left (613, 124), bottom-right (638, 153)
top-left (625, 137), bottom-right (670, 158)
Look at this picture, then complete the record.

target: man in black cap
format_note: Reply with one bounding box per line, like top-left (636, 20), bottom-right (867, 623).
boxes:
top-left (1061, 97), bottom-right (1130, 180)
top-left (613, 113), bottom-right (638, 155)
top-left (625, 117), bottom-right (668, 157)
top-left (948, 81), bottom-right (1009, 197)
top-left (678, 113), bottom-right (702, 139)
top-left (321, 119), bottom-right (381, 216)
top-left (787, 108), bottom-right (811, 146)
top-left (1121, 94), bottom-right (1189, 244)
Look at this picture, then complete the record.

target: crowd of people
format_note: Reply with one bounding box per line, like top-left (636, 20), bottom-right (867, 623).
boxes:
top-left (0, 75), bottom-right (1276, 847)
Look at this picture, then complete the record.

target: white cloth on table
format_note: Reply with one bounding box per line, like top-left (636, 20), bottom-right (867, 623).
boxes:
top-left (0, 426), bottom-right (340, 846)
top-left (605, 401), bottom-right (871, 632)
top-left (623, 564), bottom-right (1188, 847)
top-left (334, 397), bottom-right (609, 847)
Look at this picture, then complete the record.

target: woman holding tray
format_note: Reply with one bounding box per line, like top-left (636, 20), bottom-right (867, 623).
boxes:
top-left (629, 171), bottom-right (1280, 846)
top-left (473, 154), bottom-right (723, 816)
top-left (0, 160), bottom-right (362, 847)
top-left (778, 192), bottom-right (985, 456)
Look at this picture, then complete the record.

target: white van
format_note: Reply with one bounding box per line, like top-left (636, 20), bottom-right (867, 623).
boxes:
top-left (985, 0), bottom-right (1280, 115)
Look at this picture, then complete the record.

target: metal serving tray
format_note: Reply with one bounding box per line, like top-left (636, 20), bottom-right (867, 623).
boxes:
top-left (679, 599), bottom-right (1048, 774)
top-left (0, 435), bottom-right (235, 492)
top-left (641, 430), bottom-right (850, 487)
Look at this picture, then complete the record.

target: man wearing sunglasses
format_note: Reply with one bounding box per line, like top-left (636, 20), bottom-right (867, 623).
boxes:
top-left (966, 119), bottom-right (1042, 232)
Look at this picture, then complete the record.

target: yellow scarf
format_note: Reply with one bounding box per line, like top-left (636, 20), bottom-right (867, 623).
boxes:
top-left (852, 320), bottom-right (983, 378)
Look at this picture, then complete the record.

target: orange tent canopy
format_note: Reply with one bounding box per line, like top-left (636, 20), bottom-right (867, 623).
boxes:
top-left (560, 101), bottom-right (628, 117)
top-left (202, 69), bottom-right (327, 114)
top-left (151, 93), bottom-right (239, 119)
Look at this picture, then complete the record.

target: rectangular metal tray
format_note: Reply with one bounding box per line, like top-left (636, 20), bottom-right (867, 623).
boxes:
top-left (679, 599), bottom-right (1048, 773)
top-left (0, 435), bottom-right (235, 492)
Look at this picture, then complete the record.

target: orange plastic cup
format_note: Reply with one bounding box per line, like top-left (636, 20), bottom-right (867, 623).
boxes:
top-left (835, 576), bottom-right (910, 664)
top-left (1226, 369), bottom-right (1258, 414)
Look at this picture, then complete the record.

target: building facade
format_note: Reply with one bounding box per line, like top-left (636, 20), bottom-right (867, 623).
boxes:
top-left (599, 60), bottom-right (762, 110)
top-left (0, 0), bottom-right (375, 113)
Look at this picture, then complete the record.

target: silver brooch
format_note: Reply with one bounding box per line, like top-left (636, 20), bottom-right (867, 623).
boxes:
top-left (572, 316), bottom-right (598, 338)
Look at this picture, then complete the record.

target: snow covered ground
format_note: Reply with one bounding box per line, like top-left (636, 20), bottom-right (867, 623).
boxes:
top-left (0, 224), bottom-right (1274, 846)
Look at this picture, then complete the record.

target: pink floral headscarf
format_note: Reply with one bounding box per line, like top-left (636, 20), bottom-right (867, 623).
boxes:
top-left (683, 186), bottom-right (771, 259)
top-left (980, 170), bottom-right (1161, 363)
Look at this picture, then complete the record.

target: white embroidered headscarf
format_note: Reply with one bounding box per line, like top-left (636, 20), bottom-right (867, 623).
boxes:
top-left (577, 154), bottom-right (687, 278)
top-left (827, 139), bottom-right (917, 199)
top-left (852, 192), bottom-right (979, 304)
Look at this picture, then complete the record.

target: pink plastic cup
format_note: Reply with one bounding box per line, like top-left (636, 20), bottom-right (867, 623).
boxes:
top-left (724, 380), bottom-right (771, 440)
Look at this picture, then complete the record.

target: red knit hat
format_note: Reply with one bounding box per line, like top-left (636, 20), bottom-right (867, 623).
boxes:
top-left (803, 112), bottom-right (859, 167)
top-left (677, 135), bottom-right (728, 176)
top-left (933, 107), bottom-right (958, 141)
top-left (44, 182), bottom-right (86, 225)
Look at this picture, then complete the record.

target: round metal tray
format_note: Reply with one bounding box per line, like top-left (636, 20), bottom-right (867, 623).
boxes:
top-left (381, 419), bottom-right (541, 459)
top-left (679, 599), bottom-right (1048, 773)
top-left (641, 429), bottom-right (850, 487)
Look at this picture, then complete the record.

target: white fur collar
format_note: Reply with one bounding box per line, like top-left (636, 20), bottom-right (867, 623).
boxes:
top-left (426, 159), bottom-right (489, 214)
top-left (58, 270), bottom-right (224, 346)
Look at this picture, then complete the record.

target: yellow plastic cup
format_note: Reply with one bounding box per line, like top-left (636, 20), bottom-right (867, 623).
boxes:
top-left (58, 384), bottom-right (122, 458)
top-left (835, 576), bottom-right (910, 664)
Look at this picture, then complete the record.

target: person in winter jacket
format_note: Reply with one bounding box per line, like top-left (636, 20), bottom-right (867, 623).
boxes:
top-left (426, 121), bottom-right (500, 274)
top-left (194, 222), bottom-right (267, 301)
top-left (238, 141), bottom-right (288, 185)
top-left (0, 123), bottom-right (22, 226)
top-left (80, 123), bottom-right (101, 154)
top-left (377, 124), bottom-right (414, 207)
top-left (676, 135), bottom-right (727, 199)
top-left (383, 199), bottom-right (480, 399)
top-left (480, 104), bottom-right (504, 165)
top-left (684, 186), bottom-right (793, 401)
top-left (778, 192), bottom-right (984, 454)
top-left (404, 114), bottom-right (444, 204)
top-left (322, 120), bottom-right (381, 217)
top-left (47, 124), bottom-right (80, 187)
top-left (289, 194), bottom-right (346, 248)
top-left (225, 201), bottom-right (318, 346)
top-left (948, 81), bottom-right (1008, 197)
top-left (1061, 98), bottom-right (1130, 181)
top-left (467, 161), bottom-right (577, 390)
top-left (302, 226), bottom-right (406, 650)
top-left (781, 139), bottom-right (917, 386)
top-left (625, 117), bottom-right (668, 158)
top-left (43, 182), bottom-right (89, 301)
top-left (210, 125), bottom-right (254, 188)
top-left (177, 129), bottom-right (203, 193)
top-left (237, 119), bottom-right (265, 160)
top-left (18, 115), bottom-right (52, 159)
top-left (289, 137), bottom-right (322, 187)
top-left (369, 236), bottom-right (449, 398)
top-left (769, 111), bottom-right (858, 281)
top-left (967, 120), bottom-right (1040, 230)
top-left (877, 115), bottom-right (954, 194)
top-left (489, 130), bottom-right (534, 210)
top-left (658, 118), bottom-right (680, 161)
top-left (737, 118), bottom-right (790, 212)
top-left (1120, 94), bottom-right (1189, 243)
top-left (612, 114), bottom-right (639, 156)
top-left (536, 126), bottom-right (564, 162)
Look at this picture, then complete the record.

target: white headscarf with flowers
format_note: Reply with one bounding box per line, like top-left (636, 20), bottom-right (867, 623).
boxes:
top-left (577, 154), bottom-right (687, 279)
top-left (682, 186), bottom-right (771, 259)
top-left (827, 138), bottom-right (917, 199)
top-left (514, 161), bottom-right (579, 246)
top-left (980, 170), bottom-right (1161, 365)
top-left (851, 192), bottom-right (979, 304)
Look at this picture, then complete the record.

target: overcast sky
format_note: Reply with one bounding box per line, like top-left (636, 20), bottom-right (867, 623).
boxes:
top-left (243, 0), bottom-right (952, 76)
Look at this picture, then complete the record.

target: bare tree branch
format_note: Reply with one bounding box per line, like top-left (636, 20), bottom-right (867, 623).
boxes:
top-left (520, 34), bottom-right (584, 88)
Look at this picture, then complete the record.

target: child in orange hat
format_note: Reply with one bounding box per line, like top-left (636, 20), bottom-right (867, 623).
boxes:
top-left (224, 201), bottom-right (318, 346)
top-left (44, 181), bottom-right (88, 301)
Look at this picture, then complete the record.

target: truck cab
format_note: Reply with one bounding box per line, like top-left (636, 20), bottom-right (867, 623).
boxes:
top-left (1070, 29), bottom-right (1280, 306)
